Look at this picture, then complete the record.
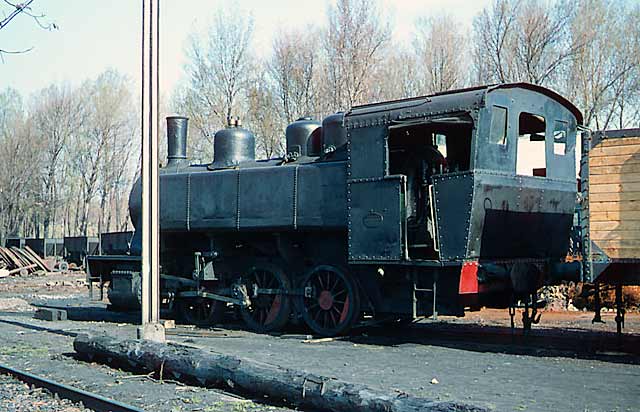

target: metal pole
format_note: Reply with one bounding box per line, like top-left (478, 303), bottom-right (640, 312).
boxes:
top-left (138, 0), bottom-right (164, 342)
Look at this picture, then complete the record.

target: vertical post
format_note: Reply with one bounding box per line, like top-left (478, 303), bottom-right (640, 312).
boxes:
top-left (431, 275), bottom-right (437, 321)
top-left (615, 282), bottom-right (625, 346)
top-left (138, 0), bottom-right (164, 342)
top-left (592, 282), bottom-right (603, 323)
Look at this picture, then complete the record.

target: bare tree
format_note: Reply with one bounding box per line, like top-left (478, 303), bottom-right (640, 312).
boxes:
top-left (246, 72), bottom-right (284, 159)
top-left (323, 0), bottom-right (391, 110)
top-left (567, 0), bottom-right (640, 129)
top-left (171, 83), bottom-right (217, 162)
top-left (472, 0), bottom-right (519, 84)
top-left (71, 70), bottom-right (135, 235)
top-left (412, 14), bottom-right (466, 94)
top-left (473, 0), bottom-right (581, 86)
top-left (31, 83), bottom-right (83, 237)
top-left (0, 0), bottom-right (56, 61)
top-left (369, 48), bottom-right (420, 101)
top-left (269, 27), bottom-right (321, 123)
top-left (184, 8), bottom-right (254, 137)
top-left (0, 88), bottom-right (43, 240)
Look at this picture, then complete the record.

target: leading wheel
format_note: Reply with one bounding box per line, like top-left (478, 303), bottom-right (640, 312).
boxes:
top-left (299, 265), bottom-right (360, 337)
top-left (240, 264), bottom-right (292, 333)
top-left (177, 297), bottom-right (223, 327)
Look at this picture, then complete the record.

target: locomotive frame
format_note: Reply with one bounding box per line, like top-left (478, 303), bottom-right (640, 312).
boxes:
top-left (87, 82), bottom-right (583, 336)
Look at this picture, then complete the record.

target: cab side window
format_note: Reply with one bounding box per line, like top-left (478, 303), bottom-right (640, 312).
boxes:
top-left (516, 112), bottom-right (546, 177)
top-left (489, 105), bottom-right (508, 145)
top-left (553, 120), bottom-right (568, 155)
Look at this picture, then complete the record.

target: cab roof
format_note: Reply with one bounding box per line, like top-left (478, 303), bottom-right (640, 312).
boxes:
top-left (347, 82), bottom-right (583, 126)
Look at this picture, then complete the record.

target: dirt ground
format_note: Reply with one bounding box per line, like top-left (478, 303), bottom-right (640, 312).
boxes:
top-left (0, 271), bottom-right (638, 412)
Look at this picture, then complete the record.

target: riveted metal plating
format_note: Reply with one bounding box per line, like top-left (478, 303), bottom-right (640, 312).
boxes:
top-left (186, 173), bottom-right (191, 231)
top-left (293, 165), bottom-right (299, 230)
top-left (235, 171), bottom-right (241, 230)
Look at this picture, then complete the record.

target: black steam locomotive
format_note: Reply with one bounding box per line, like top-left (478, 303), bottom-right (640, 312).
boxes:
top-left (87, 83), bottom-right (582, 336)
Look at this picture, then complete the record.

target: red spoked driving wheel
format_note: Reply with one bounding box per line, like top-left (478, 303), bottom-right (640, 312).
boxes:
top-left (240, 263), bottom-right (291, 333)
top-left (300, 265), bottom-right (360, 336)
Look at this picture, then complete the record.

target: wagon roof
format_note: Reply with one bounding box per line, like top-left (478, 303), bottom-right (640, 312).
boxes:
top-left (348, 82), bottom-right (583, 125)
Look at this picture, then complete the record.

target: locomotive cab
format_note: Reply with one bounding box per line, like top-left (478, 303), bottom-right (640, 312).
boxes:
top-left (346, 83), bottom-right (581, 320)
top-left (387, 114), bottom-right (473, 259)
top-left (346, 83), bottom-right (580, 264)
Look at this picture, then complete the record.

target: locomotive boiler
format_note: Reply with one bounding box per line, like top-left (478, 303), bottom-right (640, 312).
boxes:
top-left (87, 83), bottom-right (582, 336)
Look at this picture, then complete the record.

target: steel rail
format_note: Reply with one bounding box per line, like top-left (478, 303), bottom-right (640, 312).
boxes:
top-left (0, 363), bottom-right (144, 412)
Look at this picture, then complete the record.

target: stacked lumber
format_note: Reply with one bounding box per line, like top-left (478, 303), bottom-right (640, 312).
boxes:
top-left (0, 246), bottom-right (51, 278)
top-left (588, 134), bottom-right (640, 259)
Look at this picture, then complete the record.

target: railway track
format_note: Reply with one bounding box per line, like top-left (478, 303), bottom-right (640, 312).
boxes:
top-left (0, 363), bottom-right (144, 412)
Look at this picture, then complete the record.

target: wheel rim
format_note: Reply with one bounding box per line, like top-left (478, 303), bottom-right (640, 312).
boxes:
top-left (179, 298), bottom-right (219, 326)
top-left (241, 265), bottom-right (291, 332)
top-left (302, 266), bottom-right (358, 336)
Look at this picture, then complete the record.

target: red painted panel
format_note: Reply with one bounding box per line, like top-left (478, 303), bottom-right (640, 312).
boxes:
top-left (459, 261), bottom-right (479, 294)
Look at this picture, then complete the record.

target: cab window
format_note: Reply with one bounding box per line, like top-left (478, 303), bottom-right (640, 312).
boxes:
top-left (489, 105), bottom-right (508, 145)
top-left (553, 120), bottom-right (568, 155)
top-left (516, 112), bottom-right (546, 177)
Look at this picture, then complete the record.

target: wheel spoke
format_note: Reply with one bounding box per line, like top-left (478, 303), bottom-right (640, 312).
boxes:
top-left (334, 289), bottom-right (347, 298)
top-left (329, 310), bottom-right (337, 326)
top-left (330, 276), bottom-right (340, 293)
top-left (300, 267), bottom-right (359, 336)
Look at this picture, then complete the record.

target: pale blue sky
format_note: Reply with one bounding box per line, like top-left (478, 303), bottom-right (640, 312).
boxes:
top-left (1, 0), bottom-right (491, 99)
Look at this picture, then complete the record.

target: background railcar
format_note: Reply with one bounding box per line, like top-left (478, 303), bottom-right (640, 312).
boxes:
top-left (579, 128), bottom-right (640, 334)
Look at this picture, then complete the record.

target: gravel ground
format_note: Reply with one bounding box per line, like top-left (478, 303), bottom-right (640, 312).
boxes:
top-left (0, 314), bottom-right (294, 411)
top-left (0, 374), bottom-right (89, 412)
top-left (1, 272), bottom-right (639, 411)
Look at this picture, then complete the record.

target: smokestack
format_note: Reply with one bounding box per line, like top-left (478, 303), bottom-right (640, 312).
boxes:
top-left (166, 116), bottom-right (189, 167)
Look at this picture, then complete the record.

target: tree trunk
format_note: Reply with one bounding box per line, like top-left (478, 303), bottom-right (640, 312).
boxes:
top-left (74, 334), bottom-right (485, 412)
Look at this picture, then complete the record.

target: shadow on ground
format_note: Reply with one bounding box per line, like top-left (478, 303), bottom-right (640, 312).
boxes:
top-left (16, 303), bottom-right (640, 365)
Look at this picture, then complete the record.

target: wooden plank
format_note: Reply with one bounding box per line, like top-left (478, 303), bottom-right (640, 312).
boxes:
top-left (590, 221), bottom-right (640, 231)
top-left (590, 210), bottom-right (640, 222)
top-left (590, 144), bottom-right (640, 156)
top-left (24, 245), bottom-right (51, 272)
top-left (591, 230), bottom-right (640, 241)
top-left (599, 247), bottom-right (640, 259)
top-left (589, 173), bottom-right (640, 184)
top-left (589, 154), bottom-right (640, 167)
top-left (594, 239), bottom-right (640, 248)
top-left (0, 248), bottom-right (22, 268)
top-left (589, 182), bottom-right (640, 194)
top-left (589, 200), bottom-right (640, 212)
top-left (589, 192), bottom-right (640, 202)
top-left (598, 136), bottom-right (640, 147)
top-left (9, 248), bottom-right (30, 267)
top-left (589, 164), bottom-right (640, 175)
